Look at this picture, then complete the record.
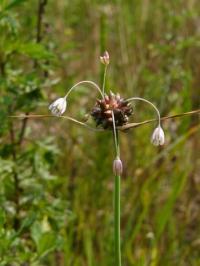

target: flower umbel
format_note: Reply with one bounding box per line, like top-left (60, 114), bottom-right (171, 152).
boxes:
top-left (49, 97), bottom-right (67, 116)
top-left (151, 126), bottom-right (165, 146)
top-left (91, 91), bottom-right (133, 129)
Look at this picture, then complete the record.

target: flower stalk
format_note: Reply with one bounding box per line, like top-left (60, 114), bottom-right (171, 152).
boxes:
top-left (127, 97), bottom-right (165, 145)
top-left (102, 64), bottom-right (108, 96)
top-left (114, 173), bottom-right (121, 266)
top-left (112, 111), bottom-right (122, 266)
top-left (126, 97), bottom-right (161, 126)
top-left (64, 80), bottom-right (103, 98)
top-left (100, 51), bottom-right (109, 96)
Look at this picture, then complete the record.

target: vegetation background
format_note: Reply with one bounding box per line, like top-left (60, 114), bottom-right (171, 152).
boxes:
top-left (0, 0), bottom-right (200, 265)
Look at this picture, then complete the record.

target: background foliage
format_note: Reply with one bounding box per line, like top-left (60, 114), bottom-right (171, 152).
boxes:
top-left (0, 0), bottom-right (200, 265)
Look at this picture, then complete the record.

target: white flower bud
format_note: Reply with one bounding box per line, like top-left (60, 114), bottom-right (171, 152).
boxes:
top-left (151, 126), bottom-right (165, 146)
top-left (100, 51), bottom-right (109, 65)
top-left (49, 97), bottom-right (67, 116)
top-left (113, 157), bottom-right (123, 175)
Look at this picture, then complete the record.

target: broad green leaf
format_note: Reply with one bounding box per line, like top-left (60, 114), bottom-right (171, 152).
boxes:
top-left (37, 232), bottom-right (58, 258)
top-left (31, 221), bottom-right (59, 258)
top-left (18, 212), bottom-right (37, 233)
top-left (31, 222), bottom-right (42, 248)
top-left (18, 43), bottom-right (54, 60)
top-left (5, 42), bottom-right (54, 60)
top-left (4, 0), bottom-right (27, 11)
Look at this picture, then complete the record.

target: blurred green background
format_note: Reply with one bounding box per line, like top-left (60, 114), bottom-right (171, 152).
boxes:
top-left (0, 0), bottom-right (200, 265)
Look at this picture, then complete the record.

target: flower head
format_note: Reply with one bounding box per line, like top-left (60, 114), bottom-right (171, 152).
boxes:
top-left (100, 51), bottom-right (110, 65)
top-left (113, 157), bottom-right (123, 175)
top-left (49, 97), bottom-right (67, 116)
top-left (91, 91), bottom-right (133, 129)
top-left (151, 126), bottom-right (165, 146)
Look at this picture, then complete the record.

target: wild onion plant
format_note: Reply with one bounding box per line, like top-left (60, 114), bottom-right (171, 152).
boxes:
top-left (49, 51), bottom-right (165, 266)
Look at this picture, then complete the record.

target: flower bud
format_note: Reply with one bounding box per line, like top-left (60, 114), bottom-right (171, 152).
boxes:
top-left (151, 126), bottom-right (165, 146)
top-left (113, 157), bottom-right (123, 175)
top-left (49, 97), bottom-right (67, 116)
top-left (100, 51), bottom-right (109, 65)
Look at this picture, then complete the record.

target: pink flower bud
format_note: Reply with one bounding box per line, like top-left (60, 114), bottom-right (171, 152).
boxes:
top-left (113, 157), bottom-right (123, 175)
top-left (100, 51), bottom-right (110, 65)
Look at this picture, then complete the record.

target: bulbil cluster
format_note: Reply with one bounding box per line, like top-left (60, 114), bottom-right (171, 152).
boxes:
top-left (91, 92), bottom-right (133, 129)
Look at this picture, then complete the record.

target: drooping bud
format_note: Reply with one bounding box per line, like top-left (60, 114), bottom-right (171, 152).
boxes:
top-left (113, 157), bottom-right (123, 175)
top-left (49, 97), bottom-right (67, 116)
top-left (100, 51), bottom-right (110, 65)
top-left (151, 126), bottom-right (165, 146)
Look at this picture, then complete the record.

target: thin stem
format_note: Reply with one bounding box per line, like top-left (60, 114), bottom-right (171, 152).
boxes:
top-left (102, 65), bottom-right (108, 96)
top-left (9, 121), bottom-right (20, 230)
top-left (9, 114), bottom-right (103, 132)
top-left (111, 111), bottom-right (121, 266)
top-left (65, 80), bottom-right (104, 99)
top-left (111, 111), bottom-right (119, 156)
top-left (114, 174), bottom-right (121, 266)
top-left (60, 115), bottom-right (102, 132)
top-left (118, 108), bottom-right (200, 131)
top-left (127, 97), bottom-right (161, 127)
top-left (21, 0), bottom-right (48, 145)
top-left (9, 109), bottom-right (200, 132)
top-left (36, 0), bottom-right (48, 43)
top-left (18, 112), bottom-right (29, 145)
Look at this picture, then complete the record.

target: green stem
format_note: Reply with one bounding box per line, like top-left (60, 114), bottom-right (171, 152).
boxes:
top-left (113, 126), bottom-right (121, 265)
top-left (112, 112), bottom-right (119, 157)
top-left (102, 65), bottom-right (107, 96)
top-left (114, 174), bottom-right (121, 266)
